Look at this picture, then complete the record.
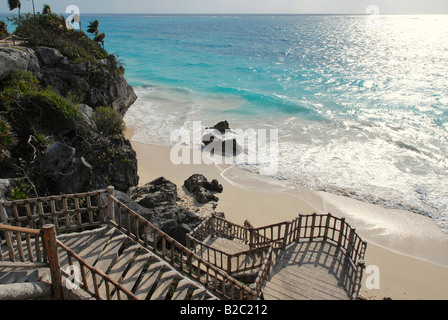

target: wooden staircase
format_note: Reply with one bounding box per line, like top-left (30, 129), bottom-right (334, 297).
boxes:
top-left (56, 226), bottom-right (217, 300)
top-left (1, 189), bottom-right (367, 300)
top-left (197, 236), bottom-right (265, 273)
top-left (0, 268), bottom-right (49, 285)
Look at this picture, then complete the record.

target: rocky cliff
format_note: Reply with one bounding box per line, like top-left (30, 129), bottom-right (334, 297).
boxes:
top-left (0, 46), bottom-right (139, 196)
top-left (0, 46), bottom-right (137, 114)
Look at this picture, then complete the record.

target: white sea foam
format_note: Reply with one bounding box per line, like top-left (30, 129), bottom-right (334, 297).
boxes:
top-left (125, 85), bottom-right (448, 235)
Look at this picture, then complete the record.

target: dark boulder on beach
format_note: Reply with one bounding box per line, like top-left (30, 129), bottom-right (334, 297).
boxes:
top-left (202, 121), bottom-right (242, 156)
top-left (184, 174), bottom-right (223, 204)
top-left (130, 177), bottom-right (178, 208)
top-left (211, 120), bottom-right (230, 133)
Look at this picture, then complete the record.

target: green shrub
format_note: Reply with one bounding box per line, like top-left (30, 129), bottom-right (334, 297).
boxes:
top-left (7, 178), bottom-right (35, 201)
top-left (11, 12), bottom-right (109, 64)
top-left (92, 106), bottom-right (124, 136)
top-left (2, 70), bottom-right (40, 94)
top-left (27, 87), bottom-right (83, 131)
top-left (0, 116), bottom-right (16, 163)
top-left (0, 71), bottom-right (87, 149)
top-left (0, 117), bottom-right (16, 148)
top-left (0, 20), bottom-right (9, 39)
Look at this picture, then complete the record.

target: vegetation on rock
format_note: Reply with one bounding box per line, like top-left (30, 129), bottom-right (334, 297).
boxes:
top-left (0, 7), bottom-right (139, 198)
top-left (10, 9), bottom-right (110, 65)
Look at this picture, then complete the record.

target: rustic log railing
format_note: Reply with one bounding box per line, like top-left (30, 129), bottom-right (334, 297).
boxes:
top-left (0, 223), bottom-right (45, 266)
top-left (1, 188), bottom-right (367, 300)
top-left (57, 239), bottom-right (138, 300)
top-left (0, 35), bottom-right (28, 46)
top-left (0, 223), bottom-right (64, 299)
top-left (187, 235), bottom-right (272, 276)
top-left (188, 213), bottom-right (367, 299)
top-left (1, 188), bottom-right (257, 300)
top-left (107, 192), bottom-right (256, 300)
top-left (228, 245), bottom-right (272, 275)
top-left (253, 244), bottom-right (274, 299)
top-left (0, 190), bottom-right (108, 233)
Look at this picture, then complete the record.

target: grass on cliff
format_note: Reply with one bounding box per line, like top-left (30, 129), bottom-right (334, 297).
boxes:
top-left (0, 71), bottom-right (87, 160)
top-left (10, 12), bottom-right (109, 64)
top-left (0, 71), bottom-right (129, 198)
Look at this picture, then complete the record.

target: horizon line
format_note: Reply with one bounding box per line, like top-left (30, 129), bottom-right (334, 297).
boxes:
top-left (1, 12), bottom-right (448, 16)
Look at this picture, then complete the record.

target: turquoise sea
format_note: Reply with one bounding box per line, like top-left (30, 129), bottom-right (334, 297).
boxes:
top-left (98, 14), bottom-right (448, 233)
top-left (5, 14), bottom-right (448, 232)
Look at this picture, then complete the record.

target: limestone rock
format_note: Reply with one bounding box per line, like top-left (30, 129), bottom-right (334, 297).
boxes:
top-left (36, 47), bottom-right (65, 66)
top-left (0, 47), bottom-right (40, 81)
top-left (129, 177), bottom-right (202, 245)
top-left (130, 177), bottom-right (178, 208)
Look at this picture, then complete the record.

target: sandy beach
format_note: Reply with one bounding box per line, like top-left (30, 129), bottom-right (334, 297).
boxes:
top-left (125, 127), bottom-right (448, 300)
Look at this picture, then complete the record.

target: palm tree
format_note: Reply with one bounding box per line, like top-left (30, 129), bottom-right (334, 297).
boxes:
top-left (7, 0), bottom-right (21, 16)
top-left (94, 32), bottom-right (105, 48)
top-left (87, 20), bottom-right (99, 35)
top-left (42, 4), bottom-right (51, 15)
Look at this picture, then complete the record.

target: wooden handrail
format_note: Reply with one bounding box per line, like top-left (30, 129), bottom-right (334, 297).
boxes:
top-left (228, 245), bottom-right (272, 275)
top-left (1, 189), bottom-right (108, 233)
top-left (42, 224), bottom-right (63, 300)
top-left (187, 213), bottom-right (367, 299)
top-left (0, 222), bottom-right (44, 266)
top-left (107, 195), bottom-right (256, 300)
top-left (1, 188), bottom-right (368, 300)
top-left (57, 239), bottom-right (139, 300)
top-left (0, 223), bottom-right (41, 235)
top-left (254, 244), bottom-right (274, 299)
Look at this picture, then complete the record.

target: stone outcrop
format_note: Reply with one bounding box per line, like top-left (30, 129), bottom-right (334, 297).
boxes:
top-left (0, 46), bottom-right (139, 195)
top-left (184, 174), bottom-right (223, 204)
top-left (129, 177), bottom-right (203, 245)
top-left (0, 179), bottom-right (10, 202)
top-left (37, 133), bottom-right (139, 195)
top-left (0, 47), bottom-right (137, 115)
top-left (0, 47), bottom-right (40, 81)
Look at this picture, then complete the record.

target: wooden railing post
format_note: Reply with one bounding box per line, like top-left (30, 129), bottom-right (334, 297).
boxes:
top-left (346, 227), bottom-right (356, 260)
top-left (42, 224), bottom-right (63, 300)
top-left (107, 186), bottom-right (115, 223)
top-left (0, 201), bottom-right (7, 224)
top-left (310, 213), bottom-right (317, 241)
top-left (323, 213), bottom-right (331, 241)
top-left (248, 227), bottom-right (255, 249)
top-left (295, 214), bottom-right (303, 242)
top-left (227, 255), bottom-right (232, 275)
top-left (282, 222), bottom-right (290, 249)
top-left (337, 218), bottom-right (346, 247)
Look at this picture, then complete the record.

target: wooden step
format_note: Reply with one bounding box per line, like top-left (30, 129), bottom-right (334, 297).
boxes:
top-left (132, 260), bottom-right (166, 300)
top-left (150, 270), bottom-right (179, 300)
top-left (117, 252), bottom-right (153, 298)
top-left (171, 278), bottom-right (194, 300)
top-left (54, 226), bottom-right (219, 301)
top-left (97, 244), bottom-right (139, 299)
top-left (83, 233), bottom-right (127, 294)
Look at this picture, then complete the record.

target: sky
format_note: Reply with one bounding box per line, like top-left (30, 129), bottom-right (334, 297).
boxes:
top-left (1, 0), bottom-right (447, 15)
